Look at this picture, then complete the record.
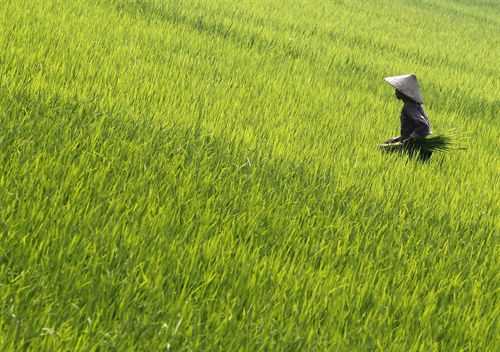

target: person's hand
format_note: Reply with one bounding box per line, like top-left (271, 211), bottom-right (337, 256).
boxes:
top-left (402, 137), bottom-right (413, 145)
top-left (404, 132), bottom-right (420, 145)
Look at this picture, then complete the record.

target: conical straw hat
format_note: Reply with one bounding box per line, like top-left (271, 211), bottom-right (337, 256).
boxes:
top-left (384, 74), bottom-right (424, 104)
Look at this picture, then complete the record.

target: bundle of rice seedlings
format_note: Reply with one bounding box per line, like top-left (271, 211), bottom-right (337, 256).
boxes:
top-left (378, 133), bottom-right (459, 155)
top-left (411, 134), bottom-right (453, 152)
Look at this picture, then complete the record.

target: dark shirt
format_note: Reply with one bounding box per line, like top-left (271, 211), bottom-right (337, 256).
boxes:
top-left (400, 101), bottom-right (431, 139)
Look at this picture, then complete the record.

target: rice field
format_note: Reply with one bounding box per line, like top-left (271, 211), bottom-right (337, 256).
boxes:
top-left (0, 0), bottom-right (499, 350)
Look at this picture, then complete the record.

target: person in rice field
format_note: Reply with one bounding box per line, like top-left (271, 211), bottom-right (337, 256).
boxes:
top-left (384, 74), bottom-right (433, 161)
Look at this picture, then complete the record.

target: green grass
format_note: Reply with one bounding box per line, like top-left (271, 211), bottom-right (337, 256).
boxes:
top-left (0, 0), bottom-right (499, 350)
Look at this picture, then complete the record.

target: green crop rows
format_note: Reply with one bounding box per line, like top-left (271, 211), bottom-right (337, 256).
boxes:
top-left (0, 0), bottom-right (498, 350)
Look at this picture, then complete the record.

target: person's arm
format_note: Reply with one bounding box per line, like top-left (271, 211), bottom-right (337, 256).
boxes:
top-left (402, 131), bottom-right (421, 145)
top-left (402, 104), bottom-right (431, 142)
top-left (385, 136), bottom-right (401, 143)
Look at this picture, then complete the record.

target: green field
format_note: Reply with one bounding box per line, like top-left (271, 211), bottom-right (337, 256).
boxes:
top-left (0, 0), bottom-right (499, 350)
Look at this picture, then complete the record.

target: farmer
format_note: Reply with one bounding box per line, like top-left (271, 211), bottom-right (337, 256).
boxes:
top-left (384, 74), bottom-right (433, 160)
